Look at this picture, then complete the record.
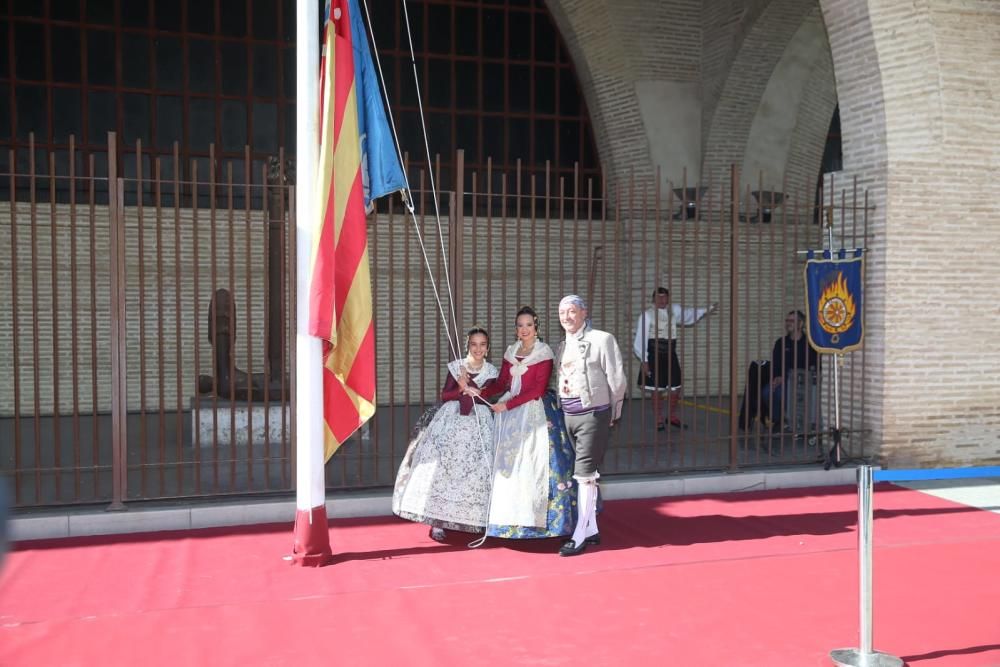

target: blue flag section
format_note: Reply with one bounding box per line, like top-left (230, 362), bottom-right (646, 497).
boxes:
top-left (342, 0), bottom-right (407, 207)
top-left (804, 249), bottom-right (865, 354)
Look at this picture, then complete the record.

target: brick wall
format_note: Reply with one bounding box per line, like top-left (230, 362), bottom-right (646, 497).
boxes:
top-left (865, 0), bottom-right (1000, 465)
top-left (550, 0), bottom-right (836, 212)
top-left (370, 179), bottom-right (848, 412)
top-left (547, 0), bottom-right (1000, 467)
top-left (822, 0), bottom-right (1000, 466)
top-left (701, 0), bottom-right (822, 194)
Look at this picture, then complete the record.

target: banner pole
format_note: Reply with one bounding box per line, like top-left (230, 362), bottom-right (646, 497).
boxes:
top-left (825, 353), bottom-right (843, 470)
top-left (823, 216), bottom-right (843, 469)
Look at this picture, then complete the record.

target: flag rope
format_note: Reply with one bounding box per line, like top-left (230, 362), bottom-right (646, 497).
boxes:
top-left (399, 0), bottom-right (463, 360)
top-left (359, 0), bottom-right (498, 544)
top-left (360, 0), bottom-right (462, 364)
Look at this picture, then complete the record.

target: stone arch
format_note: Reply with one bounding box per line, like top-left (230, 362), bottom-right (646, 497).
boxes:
top-left (815, 0), bottom-right (890, 190)
top-left (738, 9), bottom-right (834, 197)
top-left (544, 0), bottom-right (644, 191)
top-left (701, 0), bottom-right (824, 193)
top-left (700, 0), bottom-right (779, 144)
top-left (781, 40), bottom-right (837, 205)
top-left (545, 0), bottom-right (705, 196)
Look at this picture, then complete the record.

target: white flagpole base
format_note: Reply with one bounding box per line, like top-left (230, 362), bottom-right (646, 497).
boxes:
top-left (830, 648), bottom-right (903, 666)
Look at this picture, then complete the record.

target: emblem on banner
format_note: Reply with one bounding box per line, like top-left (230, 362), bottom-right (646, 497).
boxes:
top-left (817, 272), bottom-right (857, 341)
top-left (804, 250), bottom-right (865, 354)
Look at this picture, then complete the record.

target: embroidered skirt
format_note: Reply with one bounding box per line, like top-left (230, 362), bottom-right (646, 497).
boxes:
top-left (392, 400), bottom-right (495, 533)
top-left (486, 391), bottom-right (576, 539)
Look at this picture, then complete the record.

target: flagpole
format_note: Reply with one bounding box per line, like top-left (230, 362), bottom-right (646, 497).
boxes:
top-left (825, 221), bottom-right (843, 471)
top-left (292, 0), bottom-right (332, 566)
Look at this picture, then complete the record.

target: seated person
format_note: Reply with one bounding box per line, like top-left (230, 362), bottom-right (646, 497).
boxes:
top-left (737, 358), bottom-right (770, 431)
top-left (761, 310), bottom-right (819, 435)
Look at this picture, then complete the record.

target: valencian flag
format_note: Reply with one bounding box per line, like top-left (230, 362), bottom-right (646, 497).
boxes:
top-left (804, 249), bottom-right (865, 354)
top-left (311, 0), bottom-right (405, 460)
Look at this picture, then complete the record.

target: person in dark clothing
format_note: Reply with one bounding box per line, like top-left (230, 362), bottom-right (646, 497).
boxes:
top-left (762, 310), bottom-right (819, 434)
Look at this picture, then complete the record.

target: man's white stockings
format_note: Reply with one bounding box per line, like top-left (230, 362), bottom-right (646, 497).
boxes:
top-left (569, 474), bottom-right (599, 547)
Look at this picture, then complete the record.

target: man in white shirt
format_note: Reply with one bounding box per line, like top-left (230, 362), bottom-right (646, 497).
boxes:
top-left (633, 287), bottom-right (716, 430)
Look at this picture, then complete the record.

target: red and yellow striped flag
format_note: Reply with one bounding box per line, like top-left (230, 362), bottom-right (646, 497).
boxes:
top-left (309, 0), bottom-right (376, 461)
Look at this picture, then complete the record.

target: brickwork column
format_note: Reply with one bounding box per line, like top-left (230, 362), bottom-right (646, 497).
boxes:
top-left (822, 0), bottom-right (1000, 465)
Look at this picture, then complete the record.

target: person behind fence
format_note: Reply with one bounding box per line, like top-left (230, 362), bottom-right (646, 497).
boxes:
top-left (392, 327), bottom-right (500, 542)
top-left (633, 287), bottom-right (716, 430)
top-left (556, 294), bottom-right (627, 557)
top-left (466, 306), bottom-right (576, 540)
top-left (761, 310), bottom-right (820, 437)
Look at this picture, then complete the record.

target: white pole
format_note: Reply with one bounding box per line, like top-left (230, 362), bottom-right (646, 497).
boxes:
top-left (291, 0), bottom-right (331, 566)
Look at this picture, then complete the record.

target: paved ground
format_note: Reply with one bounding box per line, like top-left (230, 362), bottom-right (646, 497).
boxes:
top-left (899, 478), bottom-right (1000, 515)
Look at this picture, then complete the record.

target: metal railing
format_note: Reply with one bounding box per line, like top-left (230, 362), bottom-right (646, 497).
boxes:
top-left (1, 136), bottom-right (873, 508)
top-left (830, 465), bottom-right (1000, 666)
top-left (2, 134), bottom-right (295, 507)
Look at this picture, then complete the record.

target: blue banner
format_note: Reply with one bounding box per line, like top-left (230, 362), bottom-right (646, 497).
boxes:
top-left (341, 0), bottom-right (407, 207)
top-left (804, 249), bottom-right (864, 353)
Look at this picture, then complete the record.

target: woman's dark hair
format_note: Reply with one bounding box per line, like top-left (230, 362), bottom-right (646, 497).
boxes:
top-left (465, 326), bottom-right (489, 351)
top-left (514, 305), bottom-right (541, 339)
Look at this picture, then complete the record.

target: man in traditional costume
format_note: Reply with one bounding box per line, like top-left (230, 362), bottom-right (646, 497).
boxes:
top-left (633, 287), bottom-right (716, 430)
top-left (555, 295), bottom-right (627, 556)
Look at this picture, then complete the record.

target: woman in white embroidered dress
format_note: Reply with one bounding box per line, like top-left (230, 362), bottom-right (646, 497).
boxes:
top-left (392, 327), bottom-right (499, 542)
top-left (468, 306), bottom-right (575, 539)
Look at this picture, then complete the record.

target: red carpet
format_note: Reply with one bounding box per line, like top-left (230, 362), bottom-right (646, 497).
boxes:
top-left (2, 484), bottom-right (999, 666)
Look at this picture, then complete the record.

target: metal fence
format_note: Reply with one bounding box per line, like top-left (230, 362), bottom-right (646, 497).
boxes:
top-left (1, 135), bottom-right (872, 509)
top-left (2, 134), bottom-right (295, 507)
top-left (346, 156), bottom-right (873, 488)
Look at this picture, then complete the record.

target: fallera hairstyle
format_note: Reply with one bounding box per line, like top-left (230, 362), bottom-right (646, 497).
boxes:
top-left (652, 286), bottom-right (669, 301)
top-left (465, 326), bottom-right (489, 352)
top-left (515, 305), bottom-right (540, 339)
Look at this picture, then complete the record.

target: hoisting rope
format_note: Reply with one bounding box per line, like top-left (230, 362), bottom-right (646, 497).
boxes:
top-left (360, 0), bottom-right (463, 362)
top-left (360, 0), bottom-right (498, 545)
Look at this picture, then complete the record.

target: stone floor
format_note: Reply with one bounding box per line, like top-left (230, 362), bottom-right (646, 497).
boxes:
top-left (2, 394), bottom-right (868, 503)
top-left (9, 464), bottom-right (861, 541)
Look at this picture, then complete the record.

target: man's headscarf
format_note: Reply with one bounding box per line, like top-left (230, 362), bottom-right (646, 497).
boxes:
top-left (559, 294), bottom-right (592, 330)
top-left (559, 294), bottom-right (587, 312)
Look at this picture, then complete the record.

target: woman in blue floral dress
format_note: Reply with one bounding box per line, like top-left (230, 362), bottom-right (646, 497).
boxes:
top-left (469, 306), bottom-right (576, 539)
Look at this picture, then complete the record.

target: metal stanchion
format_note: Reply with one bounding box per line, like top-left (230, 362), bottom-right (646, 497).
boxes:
top-left (830, 466), bottom-right (902, 666)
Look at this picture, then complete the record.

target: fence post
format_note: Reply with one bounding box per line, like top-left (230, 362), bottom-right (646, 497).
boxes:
top-left (830, 465), bottom-right (902, 666)
top-left (107, 132), bottom-right (127, 510)
top-left (727, 165), bottom-right (740, 469)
